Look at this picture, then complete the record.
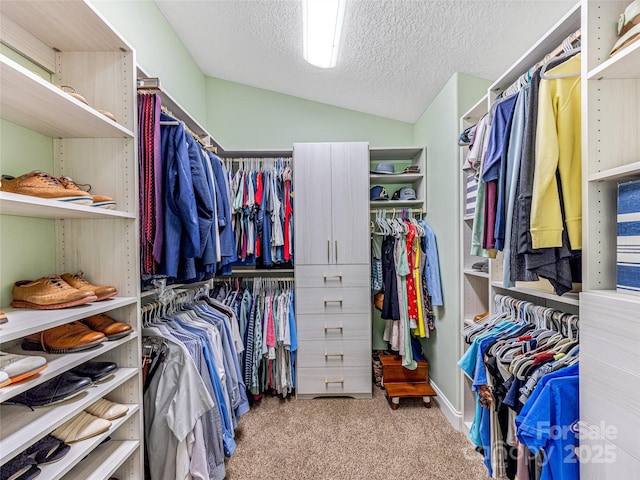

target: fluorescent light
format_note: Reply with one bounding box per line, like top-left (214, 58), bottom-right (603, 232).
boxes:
top-left (303, 0), bottom-right (346, 68)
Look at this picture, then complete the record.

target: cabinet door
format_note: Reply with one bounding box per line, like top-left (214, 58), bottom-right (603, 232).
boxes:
top-left (330, 142), bottom-right (370, 265)
top-left (293, 143), bottom-right (333, 265)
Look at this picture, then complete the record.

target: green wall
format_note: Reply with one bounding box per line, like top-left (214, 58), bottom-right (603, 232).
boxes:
top-left (92, 0), bottom-right (208, 126)
top-left (205, 77), bottom-right (413, 149)
top-left (412, 73), bottom-right (491, 411)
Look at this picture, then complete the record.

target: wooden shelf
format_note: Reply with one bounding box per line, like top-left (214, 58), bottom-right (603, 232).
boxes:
top-left (464, 269), bottom-right (489, 279)
top-left (0, 297), bottom-right (138, 344)
top-left (588, 40), bottom-right (640, 80)
top-left (39, 405), bottom-right (139, 480)
top-left (0, 0), bottom-right (132, 53)
top-left (582, 289), bottom-right (640, 305)
top-left (369, 173), bottom-right (422, 184)
top-left (0, 367), bottom-right (138, 464)
top-left (64, 440), bottom-right (139, 480)
top-left (0, 55), bottom-right (134, 139)
top-left (491, 281), bottom-right (580, 306)
top-left (369, 147), bottom-right (423, 161)
top-left (0, 192), bottom-right (134, 220)
top-left (0, 332), bottom-right (139, 403)
top-left (370, 200), bottom-right (424, 208)
top-left (588, 162), bottom-right (640, 182)
top-left (463, 216), bottom-right (474, 222)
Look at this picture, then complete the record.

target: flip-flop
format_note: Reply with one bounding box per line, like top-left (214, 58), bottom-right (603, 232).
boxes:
top-left (26, 435), bottom-right (71, 465)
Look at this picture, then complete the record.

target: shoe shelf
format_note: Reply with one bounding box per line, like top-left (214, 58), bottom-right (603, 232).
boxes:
top-left (370, 199), bottom-right (424, 208)
top-left (587, 161), bottom-right (640, 183)
top-left (0, 366), bottom-right (137, 465)
top-left (64, 440), bottom-right (139, 480)
top-left (0, 296), bottom-right (138, 344)
top-left (0, 332), bottom-right (139, 403)
top-left (40, 404), bottom-right (138, 480)
top-left (0, 192), bottom-right (135, 220)
top-left (0, 55), bottom-right (134, 139)
top-left (369, 173), bottom-right (423, 184)
top-left (491, 281), bottom-right (580, 307)
top-left (463, 269), bottom-right (490, 279)
top-left (587, 40), bottom-right (640, 80)
top-left (369, 147), bottom-right (424, 160)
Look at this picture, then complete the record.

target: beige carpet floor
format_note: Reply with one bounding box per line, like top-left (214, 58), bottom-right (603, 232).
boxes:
top-left (225, 386), bottom-right (490, 480)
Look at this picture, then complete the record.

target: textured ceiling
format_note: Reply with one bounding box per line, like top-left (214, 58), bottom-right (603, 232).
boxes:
top-left (155, 0), bottom-right (576, 123)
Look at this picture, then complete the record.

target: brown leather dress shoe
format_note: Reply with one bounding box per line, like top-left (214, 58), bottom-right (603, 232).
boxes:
top-left (61, 272), bottom-right (118, 301)
top-left (12, 275), bottom-right (98, 309)
top-left (21, 322), bottom-right (106, 353)
top-left (81, 313), bottom-right (132, 341)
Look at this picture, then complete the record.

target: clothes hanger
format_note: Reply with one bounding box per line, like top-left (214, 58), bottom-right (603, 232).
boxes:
top-left (540, 46), bottom-right (581, 79)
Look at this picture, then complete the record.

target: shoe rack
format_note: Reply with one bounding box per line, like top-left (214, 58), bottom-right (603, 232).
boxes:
top-left (0, 2), bottom-right (142, 479)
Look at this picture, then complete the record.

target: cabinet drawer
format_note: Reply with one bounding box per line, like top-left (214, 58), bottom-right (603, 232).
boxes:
top-left (296, 366), bottom-right (372, 397)
top-left (295, 287), bottom-right (370, 315)
top-left (297, 339), bottom-right (370, 368)
top-left (296, 313), bottom-right (371, 341)
top-left (295, 265), bottom-right (369, 288)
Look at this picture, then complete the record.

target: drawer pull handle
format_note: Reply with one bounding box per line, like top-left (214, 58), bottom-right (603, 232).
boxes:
top-left (323, 275), bottom-right (343, 281)
top-left (325, 379), bottom-right (344, 385)
top-left (327, 240), bottom-right (330, 263)
top-left (324, 299), bottom-right (343, 305)
top-left (325, 352), bottom-right (344, 359)
top-left (324, 326), bottom-right (344, 333)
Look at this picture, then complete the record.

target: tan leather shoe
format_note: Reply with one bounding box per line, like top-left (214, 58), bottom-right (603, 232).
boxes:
top-left (51, 411), bottom-right (111, 444)
top-left (81, 313), bottom-right (132, 340)
top-left (58, 177), bottom-right (116, 210)
top-left (12, 275), bottom-right (98, 309)
top-left (85, 398), bottom-right (129, 420)
top-left (0, 171), bottom-right (93, 205)
top-left (0, 310), bottom-right (7, 324)
top-left (21, 322), bottom-right (106, 353)
top-left (61, 271), bottom-right (118, 301)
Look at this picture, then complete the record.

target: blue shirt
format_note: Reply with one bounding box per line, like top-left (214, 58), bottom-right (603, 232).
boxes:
top-left (418, 220), bottom-right (444, 306)
top-left (517, 374), bottom-right (579, 480)
top-left (482, 94), bottom-right (518, 183)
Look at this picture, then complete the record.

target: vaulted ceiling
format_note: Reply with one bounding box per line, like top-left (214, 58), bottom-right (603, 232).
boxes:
top-left (155, 0), bottom-right (576, 123)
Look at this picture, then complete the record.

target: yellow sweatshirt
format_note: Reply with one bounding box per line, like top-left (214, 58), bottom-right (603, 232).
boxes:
top-left (530, 53), bottom-right (582, 250)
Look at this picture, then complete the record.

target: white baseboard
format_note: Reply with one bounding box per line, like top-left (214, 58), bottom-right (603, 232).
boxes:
top-left (430, 379), bottom-right (463, 431)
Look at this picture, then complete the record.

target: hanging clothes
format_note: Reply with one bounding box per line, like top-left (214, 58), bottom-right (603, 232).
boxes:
top-left (137, 94), bottom-right (237, 288)
top-left (227, 158), bottom-right (294, 269)
top-left (373, 212), bottom-right (440, 366)
top-left (461, 50), bottom-right (582, 296)
top-left (458, 295), bottom-right (579, 480)
top-left (213, 278), bottom-right (297, 398)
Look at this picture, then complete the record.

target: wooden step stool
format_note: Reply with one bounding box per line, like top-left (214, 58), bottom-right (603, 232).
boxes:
top-left (380, 355), bottom-right (437, 409)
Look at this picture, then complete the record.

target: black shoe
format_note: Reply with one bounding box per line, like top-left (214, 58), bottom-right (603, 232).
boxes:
top-left (70, 360), bottom-right (117, 383)
top-left (0, 451), bottom-right (40, 480)
top-left (10, 371), bottom-right (92, 407)
top-left (25, 434), bottom-right (70, 465)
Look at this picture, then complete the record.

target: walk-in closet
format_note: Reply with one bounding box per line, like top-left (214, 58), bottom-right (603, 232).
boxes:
top-left (1, 0), bottom-right (639, 479)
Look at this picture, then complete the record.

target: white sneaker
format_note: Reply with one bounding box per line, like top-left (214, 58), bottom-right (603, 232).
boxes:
top-left (0, 352), bottom-right (47, 383)
top-left (0, 371), bottom-right (10, 388)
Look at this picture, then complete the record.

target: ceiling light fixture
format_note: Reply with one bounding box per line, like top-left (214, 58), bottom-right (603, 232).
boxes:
top-left (302, 0), bottom-right (346, 69)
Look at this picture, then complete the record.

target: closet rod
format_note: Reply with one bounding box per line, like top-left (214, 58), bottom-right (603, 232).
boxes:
top-left (370, 208), bottom-right (424, 214)
top-left (213, 276), bottom-right (294, 282)
top-left (228, 157), bottom-right (292, 162)
top-left (500, 28), bottom-right (581, 97)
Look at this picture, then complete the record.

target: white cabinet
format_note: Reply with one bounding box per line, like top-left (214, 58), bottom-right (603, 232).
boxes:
top-left (294, 142), bottom-right (370, 265)
top-left (293, 142), bottom-right (372, 399)
top-left (0, 1), bottom-right (142, 478)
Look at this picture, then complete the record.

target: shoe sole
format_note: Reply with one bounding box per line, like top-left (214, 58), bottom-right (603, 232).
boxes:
top-left (57, 197), bottom-right (94, 205)
top-left (65, 423), bottom-right (111, 444)
top-left (11, 295), bottom-right (98, 310)
top-left (105, 330), bottom-right (132, 341)
top-left (22, 337), bottom-right (105, 354)
top-left (0, 379), bottom-right (11, 388)
top-left (91, 202), bottom-right (117, 209)
top-left (7, 364), bottom-right (48, 384)
top-left (94, 292), bottom-right (118, 302)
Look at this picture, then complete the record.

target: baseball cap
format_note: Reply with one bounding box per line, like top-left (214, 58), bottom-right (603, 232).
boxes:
top-left (371, 162), bottom-right (396, 174)
top-left (392, 187), bottom-right (417, 200)
top-left (370, 185), bottom-right (389, 201)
